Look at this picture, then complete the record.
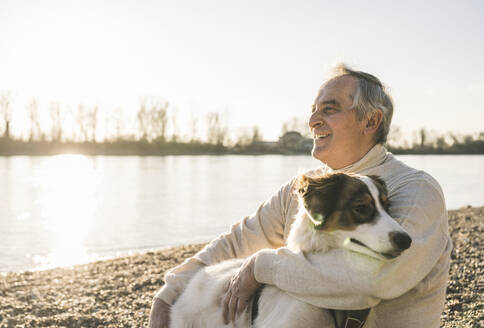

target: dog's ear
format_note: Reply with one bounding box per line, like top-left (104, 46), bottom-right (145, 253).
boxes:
top-left (298, 173), bottom-right (344, 228)
top-left (368, 175), bottom-right (386, 190)
top-left (295, 173), bottom-right (342, 198)
top-left (295, 174), bottom-right (311, 197)
top-left (368, 175), bottom-right (390, 209)
top-left (310, 173), bottom-right (343, 196)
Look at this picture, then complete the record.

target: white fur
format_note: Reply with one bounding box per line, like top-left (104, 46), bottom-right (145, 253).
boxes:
top-left (170, 176), bottom-right (410, 328)
top-left (342, 176), bottom-right (410, 260)
top-left (170, 259), bottom-right (252, 328)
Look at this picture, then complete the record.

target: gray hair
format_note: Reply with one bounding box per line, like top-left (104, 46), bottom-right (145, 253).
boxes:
top-left (330, 63), bottom-right (394, 144)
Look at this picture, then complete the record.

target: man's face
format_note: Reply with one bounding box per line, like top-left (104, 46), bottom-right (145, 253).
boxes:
top-left (309, 75), bottom-right (369, 169)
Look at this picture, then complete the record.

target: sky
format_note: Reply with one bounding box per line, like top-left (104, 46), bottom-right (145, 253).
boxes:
top-left (0, 0), bottom-right (483, 141)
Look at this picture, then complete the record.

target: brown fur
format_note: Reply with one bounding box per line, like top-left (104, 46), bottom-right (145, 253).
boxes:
top-left (295, 172), bottom-right (389, 232)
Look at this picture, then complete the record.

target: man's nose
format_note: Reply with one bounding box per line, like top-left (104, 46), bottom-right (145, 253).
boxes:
top-left (309, 113), bottom-right (323, 130)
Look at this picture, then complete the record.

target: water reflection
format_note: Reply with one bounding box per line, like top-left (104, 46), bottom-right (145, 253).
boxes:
top-left (1, 154), bottom-right (482, 272)
top-left (34, 155), bottom-right (98, 269)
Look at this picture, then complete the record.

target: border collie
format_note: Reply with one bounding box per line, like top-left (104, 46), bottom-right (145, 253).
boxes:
top-left (170, 172), bottom-right (412, 328)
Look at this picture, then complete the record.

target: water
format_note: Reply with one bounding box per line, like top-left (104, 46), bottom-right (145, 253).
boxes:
top-left (0, 154), bottom-right (482, 272)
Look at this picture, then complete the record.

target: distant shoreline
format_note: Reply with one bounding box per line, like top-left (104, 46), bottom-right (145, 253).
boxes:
top-left (1, 150), bottom-right (484, 157)
top-left (1, 135), bottom-right (484, 156)
top-left (1, 206), bottom-right (482, 327)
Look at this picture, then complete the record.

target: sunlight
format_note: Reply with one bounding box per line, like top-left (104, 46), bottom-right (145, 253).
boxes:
top-left (34, 154), bottom-right (99, 269)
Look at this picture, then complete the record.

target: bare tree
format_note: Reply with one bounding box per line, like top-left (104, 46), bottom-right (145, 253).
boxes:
top-left (235, 127), bottom-right (251, 147)
top-left (88, 105), bottom-right (98, 143)
top-left (137, 97), bottom-right (169, 141)
top-left (418, 128), bottom-right (427, 148)
top-left (0, 91), bottom-right (12, 139)
top-left (137, 100), bottom-right (150, 141)
top-left (189, 110), bottom-right (199, 143)
top-left (76, 103), bottom-right (89, 142)
top-left (206, 111), bottom-right (227, 145)
top-left (251, 125), bottom-right (262, 144)
top-left (435, 136), bottom-right (448, 150)
top-left (449, 132), bottom-right (463, 146)
top-left (387, 125), bottom-right (403, 148)
top-left (114, 109), bottom-right (125, 140)
top-left (27, 97), bottom-right (41, 141)
top-left (282, 116), bottom-right (310, 137)
top-left (49, 101), bottom-right (63, 142)
top-left (170, 108), bottom-right (178, 142)
top-left (105, 107), bottom-right (125, 141)
top-left (281, 122), bottom-right (289, 136)
top-left (150, 99), bottom-right (169, 142)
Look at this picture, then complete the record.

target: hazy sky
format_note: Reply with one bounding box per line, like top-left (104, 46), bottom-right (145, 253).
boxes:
top-left (1, 0), bottom-right (483, 141)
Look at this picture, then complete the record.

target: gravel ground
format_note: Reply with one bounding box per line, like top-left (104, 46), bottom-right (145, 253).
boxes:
top-left (0, 207), bottom-right (482, 328)
top-left (441, 206), bottom-right (483, 328)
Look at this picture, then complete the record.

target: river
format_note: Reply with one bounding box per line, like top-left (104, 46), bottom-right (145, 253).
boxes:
top-left (0, 154), bottom-right (482, 272)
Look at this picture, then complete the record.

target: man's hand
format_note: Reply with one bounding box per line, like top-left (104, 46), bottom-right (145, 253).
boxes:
top-left (148, 297), bottom-right (171, 328)
top-left (222, 255), bottom-right (261, 325)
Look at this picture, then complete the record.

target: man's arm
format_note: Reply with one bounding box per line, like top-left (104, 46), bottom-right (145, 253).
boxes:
top-left (252, 176), bottom-right (450, 310)
top-left (148, 298), bottom-right (171, 328)
top-left (154, 177), bottom-right (296, 305)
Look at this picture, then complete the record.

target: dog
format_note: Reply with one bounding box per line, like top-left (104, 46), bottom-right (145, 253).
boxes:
top-left (170, 172), bottom-right (412, 328)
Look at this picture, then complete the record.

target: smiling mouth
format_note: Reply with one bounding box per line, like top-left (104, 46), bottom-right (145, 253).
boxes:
top-left (314, 133), bottom-right (330, 140)
top-left (349, 238), bottom-right (398, 260)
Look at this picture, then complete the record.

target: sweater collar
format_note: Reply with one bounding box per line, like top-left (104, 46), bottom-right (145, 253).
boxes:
top-left (334, 144), bottom-right (388, 174)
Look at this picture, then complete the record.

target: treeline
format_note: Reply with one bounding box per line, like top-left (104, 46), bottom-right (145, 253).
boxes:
top-left (0, 92), bottom-right (482, 155)
top-left (386, 126), bottom-right (484, 155)
top-left (0, 93), bottom-right (271, 155)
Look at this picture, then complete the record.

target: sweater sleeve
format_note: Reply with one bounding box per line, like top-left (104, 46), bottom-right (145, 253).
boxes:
top-left (253, 174), bottom-right (450, 310)
top-left (155, 178), bottom-right (296, 305)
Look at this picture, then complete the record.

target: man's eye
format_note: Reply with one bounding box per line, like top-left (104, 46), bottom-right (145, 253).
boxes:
top-left (323, 107), bottom-right (336, 113)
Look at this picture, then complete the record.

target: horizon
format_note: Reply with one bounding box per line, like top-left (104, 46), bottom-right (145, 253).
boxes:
top-left (1, 0), bottom-right (483, 142)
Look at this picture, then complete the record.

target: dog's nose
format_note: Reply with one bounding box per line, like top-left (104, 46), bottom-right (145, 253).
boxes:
top-left (389, 231), bottom-right (412, 251)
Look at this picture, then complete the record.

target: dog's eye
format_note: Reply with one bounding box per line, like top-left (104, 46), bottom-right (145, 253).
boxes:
top-left (352, 204), bottom-right (374, 222)
top-left (354, 205), bottom-right (368, 213)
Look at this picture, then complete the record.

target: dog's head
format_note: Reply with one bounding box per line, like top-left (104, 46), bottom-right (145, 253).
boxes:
top-left (295, 172), bottom-right (412, 260)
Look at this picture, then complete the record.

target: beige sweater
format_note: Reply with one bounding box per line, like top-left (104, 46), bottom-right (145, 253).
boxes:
top-left (156, 145), bottom-right (452, 328)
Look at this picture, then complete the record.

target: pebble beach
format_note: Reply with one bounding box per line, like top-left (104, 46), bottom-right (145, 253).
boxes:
top-left (1, 206), bottom-right (482, 328)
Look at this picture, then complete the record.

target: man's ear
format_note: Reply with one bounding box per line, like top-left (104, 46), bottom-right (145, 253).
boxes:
top-left (364, 109), bottom-right (383, 135)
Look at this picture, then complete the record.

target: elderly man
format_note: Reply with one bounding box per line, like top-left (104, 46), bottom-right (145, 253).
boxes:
top-left (149, 64), bottom-right (452, 328)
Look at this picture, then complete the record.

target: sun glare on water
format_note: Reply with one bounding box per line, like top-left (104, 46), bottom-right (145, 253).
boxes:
top-left (33, 154), bottom-right (100, 270)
